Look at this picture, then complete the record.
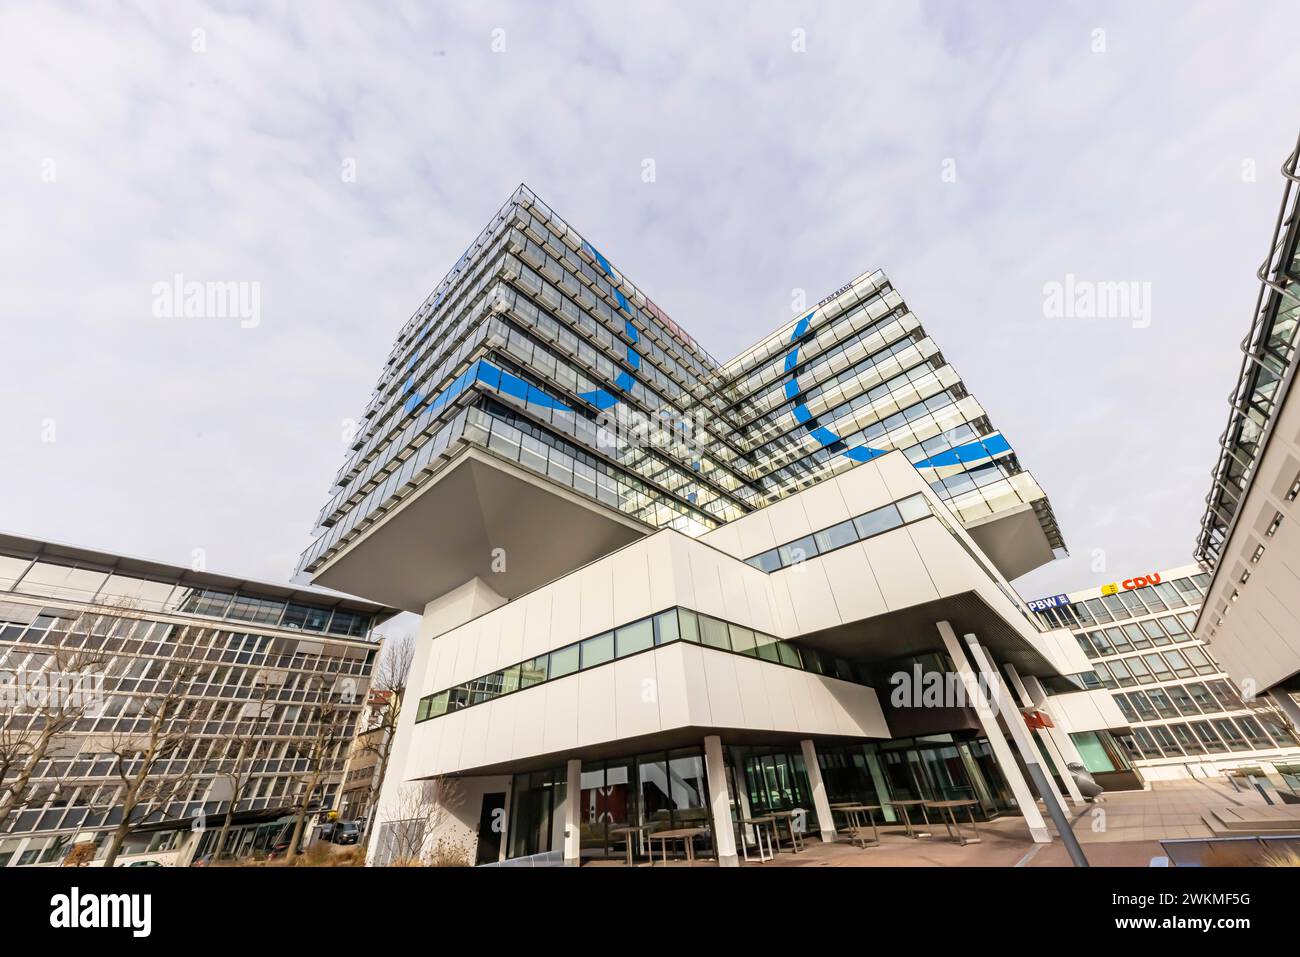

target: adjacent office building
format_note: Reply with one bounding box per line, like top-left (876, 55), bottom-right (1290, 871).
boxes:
top-left (1030, 564), bottom-right (1300, 788)
top-left (0, 534), bottom-right (395, 867)
top-left (1194, 131), bottom-right (1300, 735)
top-left (294, 185), bottom-right (1123, 865)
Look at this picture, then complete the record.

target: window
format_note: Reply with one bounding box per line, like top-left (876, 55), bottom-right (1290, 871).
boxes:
top-left (1167, 684), bottom-right (1201, 715)
top-left (813, 520), bottom-right (858, 553)
top-left (777, 536), bottom-right (817, 567)
top-left (1186, 683), bottom-right (1218, 711)
top-left (1168, 723), bottom-right (1206, 754)
top-left (580, 633), bottom-right (614, 669)
top-left (615, 619), bottom-right (654, 657)
top-left (698, 616), bottom-right (731, 651)
top-left (1207, 680), bottom-right (1243, 710)
top-left (652, 609), bottom-right (680, 645)
top-left (1149, 724), bottom-right (1184, 757)
top-left (1128, 691), bottom-right (1157, 720)
top-left (1212, 718), bottom-right (1251, 751)
top-left (1146, 687), bottom-right (1179, 718)
top-left (519, 656), bottom-right (548, 688)
top-left (548, 645), bottom-right (579, 679)
top-left (1124, 624), bottom-right (1152, 650)
top-left (1124, 656), bottom-right (1153, 684)
top-left (1141, 653), bottom-right (1172, 681)
top-left (853, 504), bottom-right (903, 539)
top-left (1141, 618), bottom-right (1171, 646)
top-left (1161, 648), bottom-right (1195, 678)
top-left (728, 624), bottom-right (757, 656)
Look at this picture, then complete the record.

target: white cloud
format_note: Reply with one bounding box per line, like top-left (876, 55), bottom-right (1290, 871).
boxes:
top-left (1, 0), bottom-right (1297, 615)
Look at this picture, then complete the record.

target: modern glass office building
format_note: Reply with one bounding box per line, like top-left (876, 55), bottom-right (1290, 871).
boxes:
top-left (293, 186), bottom-right (1118, 867)
top-left (1030, 564), bottom-right (1300, 790)
top-left (0, 534), bottom-right (396, 867)
top-left (1193, 131), bottom-right (1300, 737)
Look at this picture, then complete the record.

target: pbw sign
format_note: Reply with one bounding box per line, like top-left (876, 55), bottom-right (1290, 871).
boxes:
top-left (1027, 594), bottom-right (1071, 612)
top-left (1100, 573), bottom-right (1162, 596)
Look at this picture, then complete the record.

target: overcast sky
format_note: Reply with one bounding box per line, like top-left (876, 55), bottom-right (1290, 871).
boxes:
top-left (3, 1), bottom-right (1298, 644)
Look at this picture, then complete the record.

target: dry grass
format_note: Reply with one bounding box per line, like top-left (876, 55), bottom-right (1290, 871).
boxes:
top-left (1262, 848), bottom-right (1300, 867)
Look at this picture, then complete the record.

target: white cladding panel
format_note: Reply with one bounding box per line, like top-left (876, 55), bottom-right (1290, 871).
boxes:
top-left (404, 643), bottom-right (889, 775)
top-left (1049, 689), bottom-right (1128, 734)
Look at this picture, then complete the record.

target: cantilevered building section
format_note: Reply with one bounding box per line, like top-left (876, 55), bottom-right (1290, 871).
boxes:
top-left (1194, 132), bottom-right (1300, 735)
top-left (294, 185), bottom-right (1064, 612)
top-left (293, 185), bottom-right (1094, 867)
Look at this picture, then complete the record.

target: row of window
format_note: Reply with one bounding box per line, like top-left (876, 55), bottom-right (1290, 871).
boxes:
top-left (1073, 612), bottom-right (1201, 659)
top-left (1087, 645), bottom-right (1218, 687)
top-left (1121, 712), bottom-right (1298, 762)
top-left (1110, 680), bottom-right (1251, 721)
top-left (1033, 575), bottom-right (1208, 630)
top-left (415, 606), bottom-right (871, 723)
top-left (743, 493), bottom-right (931, 572)
top-left (0, 558), bottom-right (374, 638)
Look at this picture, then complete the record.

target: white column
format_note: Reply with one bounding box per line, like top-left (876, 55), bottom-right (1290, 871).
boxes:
top-left (563, 758), bottom-right (581, 866)
top-left (800, 739), bottom-right (837, 843)
top-left (704, 735), bottom-right (739, 867)
top-left (1004, 663), bottom-right (1085, 807)
top-left (989, 659), bottom-right (1070, 813)
top-left (1269, 689), bottom-right (1300, 735)
top-left (936, 621), bottom-right (1051, 843)
top-left (1021, 674), bottom-right (1089, 769)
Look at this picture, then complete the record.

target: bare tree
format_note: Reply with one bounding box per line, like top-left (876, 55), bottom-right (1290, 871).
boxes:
top-left (358, 633), bottom-right (413, 853)
top-left (208, 679), bottom-right (275, 860)
top-left (377, 777), bottom-right (465, 866)
top-left (100, 625), bottom-right (209, 867)
top-left (0, 606), bottom-right (117, 830)
top-left (284, 674), bottom-right (352, 857)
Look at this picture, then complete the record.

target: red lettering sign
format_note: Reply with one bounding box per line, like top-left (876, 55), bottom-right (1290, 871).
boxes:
top-left (1121, 573), bottom-right (1162, 590)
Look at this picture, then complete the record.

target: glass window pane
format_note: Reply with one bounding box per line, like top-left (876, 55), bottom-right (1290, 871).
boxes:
top-left (778, 535), bottom-right (818, 567)
top-left (813, 520), bottom-right (858, 553)
top-left (615, 619), bottom-right (654, 657)
top-left (520, 656), bottom-right (548, 688)
top-left (728, 624), bottom-right (757, 656)
top-left (853, 504), bottom-right (903, 539)
top-left (698, 616), bottom-right (731, 651)
top-left (581, 632), bottom-right (614, 669)
top-left (678, 609), bottom-right (700, 643)
top-left (549, 644), bottom-right (579, 678)
top-left (897, 494), bottom-right (929, 522)
top-left (653, 609), bottom-right (680, 645)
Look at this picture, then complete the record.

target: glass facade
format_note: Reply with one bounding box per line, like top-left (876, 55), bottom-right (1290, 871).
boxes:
top-left (0, 541), bottom-right (384, 866)
top-left (1034, 570), bottom-right (1300, 768)
top-left (295, 184), bottom-right (1064, 583)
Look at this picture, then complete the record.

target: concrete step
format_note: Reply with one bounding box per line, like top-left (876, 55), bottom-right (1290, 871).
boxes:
top-left (1201, 806), bottom-right (1300, 835)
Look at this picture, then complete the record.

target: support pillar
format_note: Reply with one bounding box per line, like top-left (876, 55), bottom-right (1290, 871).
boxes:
top-left (1004, 663), bottom-right (1086, 807)
top-left (563, 758), bottom-right (581, 866)
top-left (1269, 689), bottom-right (1300, 735)
top-left (964, 635), bottom-right (1088, 867)
top-left (799, 739), bottom-right (838, 843)
top-left (936, 621), bottom-right (1051, 844)
top-left (704, 735), bottom-right (739, 867)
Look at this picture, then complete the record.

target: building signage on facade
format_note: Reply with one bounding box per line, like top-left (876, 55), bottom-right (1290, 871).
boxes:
top-left (1026, 594), bottom-right (1072, 612)
top-left (1099, 572), bottom-right (1163, 596)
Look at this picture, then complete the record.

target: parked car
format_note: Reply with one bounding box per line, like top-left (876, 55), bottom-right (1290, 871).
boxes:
top-left (320, 820), bottom-right (360, 846)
